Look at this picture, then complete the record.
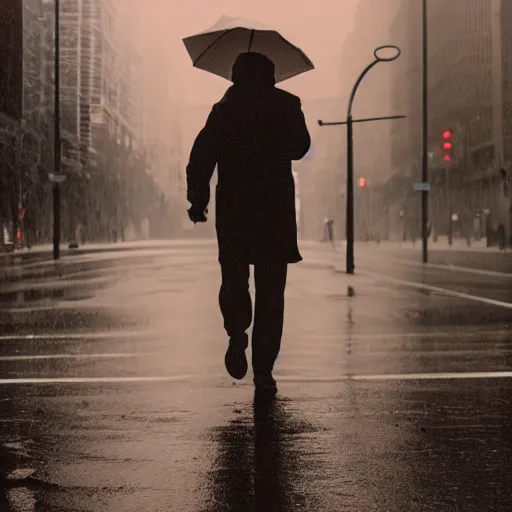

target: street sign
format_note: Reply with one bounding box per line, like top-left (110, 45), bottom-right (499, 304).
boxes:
top-left (48, 173), bottom-right (66, 183)
top-left (413, 182), bottom-right (430, 192)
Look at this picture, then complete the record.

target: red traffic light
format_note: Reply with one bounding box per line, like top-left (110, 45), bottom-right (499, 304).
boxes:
top-left (443, 154), bottom-right (452, 162)
top-left (359, 178), bottom-right (367, 188)
top-left (443, 142), bottom-right (452, 150)
top-left (442, 130), bottom-right (453, 139)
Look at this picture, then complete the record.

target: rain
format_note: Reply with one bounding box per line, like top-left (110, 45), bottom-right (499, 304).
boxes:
top-left (0, 0), bottom-right (511, 510)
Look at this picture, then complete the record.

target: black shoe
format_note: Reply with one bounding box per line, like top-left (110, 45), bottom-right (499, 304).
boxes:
top-left (225, 334), bottom-right (248, 380)
top-left (254, 372), bottom-right (277, 398)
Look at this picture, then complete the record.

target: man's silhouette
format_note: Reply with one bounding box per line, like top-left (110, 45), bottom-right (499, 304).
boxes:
top-left (186, 52), bottom-right (311, 397)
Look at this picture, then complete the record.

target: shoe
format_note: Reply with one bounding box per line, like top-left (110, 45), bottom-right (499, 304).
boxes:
top-left (254, 372), bottom-right (277, 398)
top-left (225, 334), bottom-right (248, 380)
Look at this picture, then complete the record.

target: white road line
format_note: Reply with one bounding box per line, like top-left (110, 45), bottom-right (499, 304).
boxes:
top-left (1, 371), bottom-right (512, 385)
top-left (0, 329), bottom-right (510, 344)
top-left (0, 352), bottom-right (164, 361)
top-left (353, 371), bottom-right (512, 381)
top-left (277, 372), bottom-right (512, 382)
top-left (300, 330), bottom-right (512, 340)
top-left (0, 376), bottom-right (193, 384)
top-left (0, 332), bottom-right (150, 341)
top-left (361, 271), bottom-right (512, 310)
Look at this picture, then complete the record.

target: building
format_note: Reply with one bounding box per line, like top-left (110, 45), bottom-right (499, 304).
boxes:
top-left (81, 0), bottom-right (136, 154)
top-left (0, 0), bottom-right (23, 123)
top-left (35, 0), bottom-right (137, 166)
top-left (0, 0), bottom-right (23, 244)
top-left (390, 0), bottom-right (512, 245)
top-left (1, 0), bottom-right (56, 245)
top-left (386, 0), bottom-right (423, 240)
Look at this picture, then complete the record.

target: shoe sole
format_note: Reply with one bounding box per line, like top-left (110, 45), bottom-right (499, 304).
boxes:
top-left (224, 349), bottom-right (248, 380)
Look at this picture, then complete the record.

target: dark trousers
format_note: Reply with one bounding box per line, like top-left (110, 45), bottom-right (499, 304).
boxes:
top-left (219, 260), bottom-right (288, 373)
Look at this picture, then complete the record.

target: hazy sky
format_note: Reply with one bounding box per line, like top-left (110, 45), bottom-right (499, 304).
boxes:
top-left (143, 0), bottom-right (359, 104)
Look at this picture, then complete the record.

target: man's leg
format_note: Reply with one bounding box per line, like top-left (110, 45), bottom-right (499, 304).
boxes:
top-left (219, 259), bottom-right (252, 379)
top-left (252, 262), bottom-right (288, 394)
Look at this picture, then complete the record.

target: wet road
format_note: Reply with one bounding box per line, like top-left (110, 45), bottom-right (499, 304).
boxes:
top-left (1, 241), bottom-right (511, 511)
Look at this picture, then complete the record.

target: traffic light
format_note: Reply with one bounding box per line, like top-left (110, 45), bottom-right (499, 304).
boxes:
top-left (359, 177), bottom-right (367, 188)
top-left (442, 130), bottom-right (454, 163)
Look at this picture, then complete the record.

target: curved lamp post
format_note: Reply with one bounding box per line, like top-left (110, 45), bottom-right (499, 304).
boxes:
top-left (319, 45), bottom-right (403, 274)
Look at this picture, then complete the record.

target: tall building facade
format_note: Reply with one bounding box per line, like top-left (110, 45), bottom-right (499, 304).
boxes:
top-left (0, 0), bottom-right (23, 122)
top-left (2, 0), bottom-right (178, 245)
top-left (81, 0), bottom-right (136, 156)
top-left (390, 0), bottom-right (512, 244)
top-left (36, 0), bottom-right (138, 169)
top-left (0, 0), bottom-right (23, 244)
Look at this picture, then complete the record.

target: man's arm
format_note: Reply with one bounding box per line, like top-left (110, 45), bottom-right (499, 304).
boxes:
top-left (281, 96), bottom-right (311, 161)
top-left (186, 107), bottom-right (220, 210)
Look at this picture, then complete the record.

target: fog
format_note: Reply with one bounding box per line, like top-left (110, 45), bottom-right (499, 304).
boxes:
top-left (127, 0), bottom-right (359, 104)
top-left (113, 0), bottom-right (404, 241)
top-left (8, 0), bottom-right (509, 249)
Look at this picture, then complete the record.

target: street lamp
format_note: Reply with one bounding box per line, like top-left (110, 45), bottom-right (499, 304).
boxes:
top-left (51, 0), bottom-right (62, 260)
top-left (420, 0), bottom-right (429, 263)
top-left (318, 45), bottom-right (403, 274)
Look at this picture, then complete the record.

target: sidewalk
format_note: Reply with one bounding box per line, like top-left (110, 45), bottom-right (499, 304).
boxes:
top-left (378, 236), bottom-right (507, 253)
top-left (331, 238), bottom-right (512, 274)
top-left (0, 239), bottom-right (218, 266)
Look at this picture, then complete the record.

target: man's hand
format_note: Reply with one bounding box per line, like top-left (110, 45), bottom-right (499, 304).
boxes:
top-left (188, 204), bottom-right (208, 224)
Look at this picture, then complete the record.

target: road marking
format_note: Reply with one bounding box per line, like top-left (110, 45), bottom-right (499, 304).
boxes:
top-left (0, 328), bottom-right (510, 345)
top-left (1, 371), bottom-right (512, 385)
top-left (353, 371), bottom-right (512, 381)
top-left (0, 331), bottom-right (151, 341)
top-left (272, 372), bottom-right (512, 382)
top-left (0, 352), bottom-right (164, 361)
top-left (0, 376), bottom-right (193, 384)
top-left (305, 330), bottom-right (512, 340)
top-left (361, 271), bottom-right (512, 310)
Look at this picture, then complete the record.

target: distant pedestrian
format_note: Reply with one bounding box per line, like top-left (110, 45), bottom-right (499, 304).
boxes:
top-left (186, 52), bottom-right (311, 398)
top-left (323, 216), bottom-right (335, 248)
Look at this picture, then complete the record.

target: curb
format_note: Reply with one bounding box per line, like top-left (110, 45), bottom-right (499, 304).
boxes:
top-left (0, 240), bottom-right (218, 267)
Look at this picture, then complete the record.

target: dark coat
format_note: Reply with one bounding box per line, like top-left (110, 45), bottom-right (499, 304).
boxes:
top-left (186, 85), bottom-right (311, 264)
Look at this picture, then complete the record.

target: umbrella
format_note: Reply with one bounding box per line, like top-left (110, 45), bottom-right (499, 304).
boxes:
top-left (182, 16), bottom-right (314, 83)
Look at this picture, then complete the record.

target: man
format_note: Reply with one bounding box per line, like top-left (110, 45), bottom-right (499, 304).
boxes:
top-left (186, 52), bottom-right (311, 397)
top-left (323, 215), bottom-right (335, 248)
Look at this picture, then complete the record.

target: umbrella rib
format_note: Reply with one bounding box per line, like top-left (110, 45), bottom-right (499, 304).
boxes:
top-left (192, 28), bottom-right (237, 67)
top-left (276, 34), bottom-right (315, 68)
top-left (248, 30), bottom-right (255, 52)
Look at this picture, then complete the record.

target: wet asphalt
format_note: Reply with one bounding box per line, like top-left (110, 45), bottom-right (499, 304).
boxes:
top-left (0, 241), bottom-right (511, 511)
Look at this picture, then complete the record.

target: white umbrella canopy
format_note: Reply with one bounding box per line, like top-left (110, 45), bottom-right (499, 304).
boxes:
top-left (182, 16), bottom-right (314, 84)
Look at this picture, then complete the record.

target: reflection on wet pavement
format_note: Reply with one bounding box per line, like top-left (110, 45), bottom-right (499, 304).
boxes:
top-left (0, 244), bottom-right (511, 511)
